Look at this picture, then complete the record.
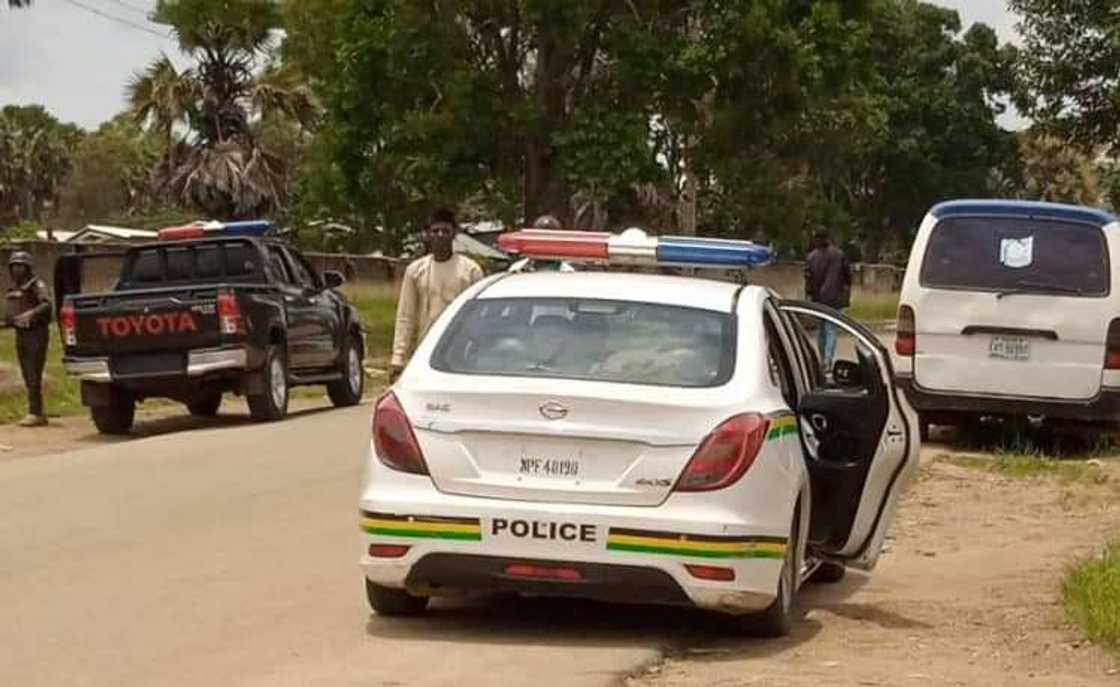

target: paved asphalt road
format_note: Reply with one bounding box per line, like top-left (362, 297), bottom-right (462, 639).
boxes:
top-left (0, 403), bottom-right (713, 687)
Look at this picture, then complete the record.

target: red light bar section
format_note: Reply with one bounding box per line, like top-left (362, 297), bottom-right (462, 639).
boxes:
top-left (498, 230), bottom-right (610, 260)
top-left (158, 225), bottom-right (207, 241)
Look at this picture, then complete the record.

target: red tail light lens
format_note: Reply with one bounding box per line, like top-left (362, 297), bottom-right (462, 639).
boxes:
top-left (1106, 319), bottom-right (1120, 370)
top-left (675, 413), bottom-right (770, 492)
top-left (59, 303), bottom-right (77, 346)
top-left (896, 305), bottom-right (915, 356)
top-left (216, 291), bottom-right (243, 335)
top-left (372, 393), bottom-right (429, 475)
top-left (368, 544), bottom-right (411, 559)
top-left (685, 564), bottom-right (736, 582)
top-left (504, 564), bottom-right (584, 581)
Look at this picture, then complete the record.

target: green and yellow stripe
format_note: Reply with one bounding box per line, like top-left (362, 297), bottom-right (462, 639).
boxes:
top-left (360, 511), bottom-right (482, 541)
top-left (767, 413), bottom-right (798, 441)
top-left (606, 527), bottom-right (787, 559)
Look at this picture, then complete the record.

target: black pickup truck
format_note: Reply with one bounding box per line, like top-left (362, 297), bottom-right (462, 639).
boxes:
top-left (58, 236), bottom-right (366, 434)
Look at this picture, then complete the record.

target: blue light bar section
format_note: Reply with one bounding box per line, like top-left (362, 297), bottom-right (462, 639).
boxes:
top-left (656, 237), bottom-right (772, 267)
top-left (219, 220), bottom-right (274, 236)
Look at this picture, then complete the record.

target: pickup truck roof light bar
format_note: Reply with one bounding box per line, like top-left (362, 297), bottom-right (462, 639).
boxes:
top-left (157, 220), bottom-right (274, 241)
top-left (497, 228), bottom-right (772, 268)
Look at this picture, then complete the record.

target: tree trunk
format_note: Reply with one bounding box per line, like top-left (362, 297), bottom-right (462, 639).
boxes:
top-left (523, 22), bottom-right (572, 225)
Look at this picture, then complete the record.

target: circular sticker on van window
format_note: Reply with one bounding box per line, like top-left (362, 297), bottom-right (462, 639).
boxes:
top-left (999, 236), bottom-right (1034, 269)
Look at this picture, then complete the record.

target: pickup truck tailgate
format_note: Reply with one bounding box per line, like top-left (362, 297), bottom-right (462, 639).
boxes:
top-left (71, 288), bottom-right (225, 355)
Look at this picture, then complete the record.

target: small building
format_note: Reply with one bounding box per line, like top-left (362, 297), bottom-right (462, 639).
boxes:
top-left (37, 225), bottom-right (158, 244)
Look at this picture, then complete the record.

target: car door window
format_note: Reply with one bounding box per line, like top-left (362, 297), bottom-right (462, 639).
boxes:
top-left (286, 249), bottom-right (322, 290)
top-left (283, 248), bottom-right (317, 290)
top-left (763, 309), bottom-right (798, 408)
top-left (267, 246), bottom-right (295, 286)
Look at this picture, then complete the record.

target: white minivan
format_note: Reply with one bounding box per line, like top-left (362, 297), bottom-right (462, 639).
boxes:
top-left (895, 200), bottom-right (1120, 438)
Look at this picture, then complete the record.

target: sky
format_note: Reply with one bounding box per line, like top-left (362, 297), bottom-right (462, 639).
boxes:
top-left (0, 0), bottom-right (1023, 131)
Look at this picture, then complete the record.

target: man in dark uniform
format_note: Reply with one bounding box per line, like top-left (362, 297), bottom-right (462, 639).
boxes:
top-left (804, 229), bottom-right (852, 373)
top-left (6, 251), bottom-right (52, 426)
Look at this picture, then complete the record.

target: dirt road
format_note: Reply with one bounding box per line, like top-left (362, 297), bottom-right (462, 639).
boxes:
top-left (1, 404), bottom-right (1117, 686)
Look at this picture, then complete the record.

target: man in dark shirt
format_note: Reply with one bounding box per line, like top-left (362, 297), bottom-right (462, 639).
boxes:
top-left (6, 251), bottom-right (52, 426)
top-left (804, 229), bottom-right (852, 372)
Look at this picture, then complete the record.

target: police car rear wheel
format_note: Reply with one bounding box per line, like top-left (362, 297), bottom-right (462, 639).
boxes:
top-left (365, 579), bottom-right (429, 616)
top-left (731, 508), bottom-right (799, 637)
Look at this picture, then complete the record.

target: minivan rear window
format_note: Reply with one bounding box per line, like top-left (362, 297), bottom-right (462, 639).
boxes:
top-left (432, 298), bottom-right (735, 388)
top-left (920, 218), bottom-right (1110, 297)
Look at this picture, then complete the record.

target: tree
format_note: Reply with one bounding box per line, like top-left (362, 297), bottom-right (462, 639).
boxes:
top-left (1015, 133), bottom-right (1102, 206)
top-left (56, 116), bottom-right (162, 227)
top-left (1010, 0), bottom-right (1120, 153)
top-left (130, 0), bottom-right (315, 220)
top-left (0, 105), bottom-right (82, 228)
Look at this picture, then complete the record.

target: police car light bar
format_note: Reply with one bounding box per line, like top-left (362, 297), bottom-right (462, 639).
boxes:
top-left (498, 228), bottom-right (772, 268)
top-left (158, 220), bottom-right (274, 241)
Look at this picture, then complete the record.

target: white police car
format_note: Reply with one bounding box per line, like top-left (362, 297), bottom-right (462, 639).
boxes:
top-left (360, 230), bottom-right (919, 636)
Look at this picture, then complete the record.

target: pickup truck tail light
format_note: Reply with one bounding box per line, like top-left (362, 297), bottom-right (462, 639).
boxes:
top-left (896, 305), bottom-right (916, 356)
top-left (216, 291), bottom-right (243, 335)
top-left (674, 413), bottom-right (770, 492)
top-left (1105, 319), bottom-right (1120, 369)
top-left (60, 303), bottom-right (77, 346)
top-left (372, 393), bottom-right (429, 475)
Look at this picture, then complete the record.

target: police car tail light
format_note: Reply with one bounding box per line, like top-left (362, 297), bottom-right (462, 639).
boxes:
top-left (373, 393), bottom-right (429, 475)
top-left (896, 305), bottom-right (916, 357)
top-left (685, 564), bottom-right (735, 582)
top-left (369, 544), bottom-right (411, 559)
top-left (504, 563), bottom-right (584, 581)
top-left (675, 413), bottom-right (770, 492)
top-left (1105, 319), bottom-right (1120, 369)
top-left (60, 303), bottom-right (78, 346)
top-left (216, 291), bottom-right (243, 335)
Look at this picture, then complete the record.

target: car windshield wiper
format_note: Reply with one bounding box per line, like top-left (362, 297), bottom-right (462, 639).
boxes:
top-left (996, 281), bottom-right (1084, 300)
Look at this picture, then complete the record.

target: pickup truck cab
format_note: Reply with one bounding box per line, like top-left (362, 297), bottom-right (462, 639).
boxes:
top-left (60, 235), bottom-right (366, 434)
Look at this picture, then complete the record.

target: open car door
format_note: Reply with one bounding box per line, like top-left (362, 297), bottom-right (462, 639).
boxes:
top-left (777, 301), bottom-right (919, 570)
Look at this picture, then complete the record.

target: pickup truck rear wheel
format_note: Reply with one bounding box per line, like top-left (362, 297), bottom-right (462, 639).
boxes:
top-left (187, 391), bottom-right (222, 417)
top-left (248, 345), bottom-right (289, 422)
top-left (327, 334), bottom-right (364, 408)
top-left (90, 390), bottom-right (135, 435)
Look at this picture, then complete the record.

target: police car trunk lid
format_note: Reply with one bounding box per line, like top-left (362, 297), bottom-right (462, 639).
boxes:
top-left (399, 382), bottom-right (726, 507)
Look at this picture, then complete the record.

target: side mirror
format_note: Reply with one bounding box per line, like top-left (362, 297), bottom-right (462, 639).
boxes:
top-left (323, 270), bottom-right (345, 289)
top-left (832, 360), bottom-right (863, 388)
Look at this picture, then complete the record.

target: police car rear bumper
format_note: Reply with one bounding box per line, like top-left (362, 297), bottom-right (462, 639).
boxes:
top-left (64, 347), bottom-right (249, 382)
top-left (359, 488), bottom-right (785, 615)
top-left (897, 375), bottom-right (1120, 423)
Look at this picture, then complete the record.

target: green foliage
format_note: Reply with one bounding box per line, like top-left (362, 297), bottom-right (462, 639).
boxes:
top-left (1063, 542), bottom-right (1120, 655)
top-left (1010, 0), bottom-right (1120, 153)
top-left (2, 220), bottom-right (43, 243)
top-left (57, 116), bottom-right (162, 227)
top-left (0, 105), bottom-right (83, 228)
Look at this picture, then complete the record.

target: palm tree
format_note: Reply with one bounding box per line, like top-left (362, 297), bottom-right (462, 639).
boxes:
top-left (127, 55), bottom-right (199, 172)
top-left (127, 0), bottom-right (317, 220)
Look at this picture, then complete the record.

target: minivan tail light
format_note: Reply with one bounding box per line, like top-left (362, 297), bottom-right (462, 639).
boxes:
top-left (896, 305), bottom-right (916, 356)
top-left (675, 413), bottom-right (770, 492)
top-left (60, 303), bottom-right (77, 346)
top-left (372, 392), bottom-right (429, 475)
top-left (216, 291), bottom-right (243, 335)
top-left (1105, 319), bottom-right (1120, 370)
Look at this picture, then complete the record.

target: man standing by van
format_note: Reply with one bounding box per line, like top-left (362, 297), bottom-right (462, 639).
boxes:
top-left (389, 209), bottom-right (484, 383)
top-left (805, 229), bottom-right (852, 373)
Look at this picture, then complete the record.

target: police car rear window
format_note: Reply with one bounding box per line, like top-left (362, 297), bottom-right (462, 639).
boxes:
top-left (920, 218), bottom-right (1110, 297)
top-left (432, 298), bottom-right (736, 388)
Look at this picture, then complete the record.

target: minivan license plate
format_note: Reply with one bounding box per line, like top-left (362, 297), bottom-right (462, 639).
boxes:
top-left (990, 336), bottom-right (1030, 361)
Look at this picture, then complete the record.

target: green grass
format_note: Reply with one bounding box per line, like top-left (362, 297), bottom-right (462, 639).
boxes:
top-left (342, 283), bottom-right (398, 365)
top-left (943, 450), bottom-right (1110, 486)
top-left (1063, 541), bottom-right (1120, 655)
top-left (848, 292), bottom-right (900, 323)
top-left (0, 333), bottom-right (84, 422)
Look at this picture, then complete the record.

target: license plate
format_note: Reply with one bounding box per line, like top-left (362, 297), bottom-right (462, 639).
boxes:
top-left (990, 336), bottom-right (1030, 361)
top-left (518, 455), bottom-right (581, 478)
